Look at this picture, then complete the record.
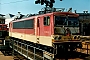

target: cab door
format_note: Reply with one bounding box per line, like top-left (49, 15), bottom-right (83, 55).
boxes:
top-left (37, 18), bottom-right (40, 36)
top-left (43, 16), bottom-right (51, 36)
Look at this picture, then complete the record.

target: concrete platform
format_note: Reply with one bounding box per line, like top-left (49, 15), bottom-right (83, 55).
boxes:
top-left (0, 51), bottom-right (14, 60)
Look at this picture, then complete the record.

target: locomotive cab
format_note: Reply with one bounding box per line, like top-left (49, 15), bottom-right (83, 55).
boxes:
top-left (53, 12), bottom-right (80, 41)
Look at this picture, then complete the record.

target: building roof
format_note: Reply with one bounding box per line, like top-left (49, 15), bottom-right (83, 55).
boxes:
top-left (13, 12), bottom-right (25, 19)
top-left (77, 13), bottom-right (90, 16)
top-left (0, 14), bottom-right (5, 19)
top-left (5, 14), bottom-right (15, 19)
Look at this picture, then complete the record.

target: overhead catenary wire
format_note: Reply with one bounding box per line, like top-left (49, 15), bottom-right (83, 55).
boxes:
top-left (0, 0), bottom-right (29, 5)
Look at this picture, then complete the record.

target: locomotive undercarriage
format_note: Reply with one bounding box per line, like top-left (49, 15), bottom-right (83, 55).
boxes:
top-left (9, 37), bottom-right (82, 60)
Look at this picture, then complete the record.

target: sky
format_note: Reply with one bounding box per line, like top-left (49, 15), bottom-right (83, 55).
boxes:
top-left (0, 0), bottom-right (90, 15)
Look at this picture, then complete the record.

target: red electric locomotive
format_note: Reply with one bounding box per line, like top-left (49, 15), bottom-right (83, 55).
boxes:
top-left (9, 8), bottom-right (82, 59)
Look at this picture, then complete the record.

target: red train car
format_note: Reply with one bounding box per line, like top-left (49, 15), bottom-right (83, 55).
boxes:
top-left (0, 24), bottom-right (8, 39)
top-left (9, 11), bottom-right (82, 57)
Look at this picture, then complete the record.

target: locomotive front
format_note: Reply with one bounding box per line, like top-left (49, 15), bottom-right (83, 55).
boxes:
top-left (52, 12), bottom-right (80, 41)
top-left (51, 12), bottom-right (82, 53)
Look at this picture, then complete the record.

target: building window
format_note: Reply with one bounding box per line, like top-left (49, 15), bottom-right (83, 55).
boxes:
top-left (44, 16), bottom-right (50, 26)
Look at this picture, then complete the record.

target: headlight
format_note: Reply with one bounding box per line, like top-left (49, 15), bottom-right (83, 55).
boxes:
top-left (54, 36), bottom-right (62, 40)
top-left (54, 36), bottom-right (58, 40)
top-left (74, 36), bottom-right (77, 39)
top-left (58, 36), bottom-right (61, 40)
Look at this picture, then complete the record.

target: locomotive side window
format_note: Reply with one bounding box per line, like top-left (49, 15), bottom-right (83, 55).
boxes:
top-left (13, 19), bottom-right (34, 29)
top-left (13, 21), bottom-right (24, 28)
top-left (24, 19), bottom-right (34, 28)
top-left (18, 21), bottom-right (24, 28)
top-left (44, 16), bottom-right (50, 26)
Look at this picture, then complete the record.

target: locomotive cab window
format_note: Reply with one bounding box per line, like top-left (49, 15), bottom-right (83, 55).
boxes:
top-left (54, 15), bottom-right (79, 27)
top-left (44, 16), bottom-right (50, 26)
top-left (55, 16), bottom-right (67, 26)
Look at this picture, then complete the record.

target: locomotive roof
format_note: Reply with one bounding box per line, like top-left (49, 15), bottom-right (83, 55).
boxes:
top-left (11, 12), bottom-right (79, 22)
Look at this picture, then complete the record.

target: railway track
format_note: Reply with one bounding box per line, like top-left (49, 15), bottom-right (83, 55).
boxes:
top-left (0, 50), bottom-right (89, 60)
top-left (9, 40), bottom-right (90, 60)
top-left (0, 39), bottom-right (90, 60)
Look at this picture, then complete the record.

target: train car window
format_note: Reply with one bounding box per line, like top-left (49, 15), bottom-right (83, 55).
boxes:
top-left (44, 16), bottom-right (50, 26)
top-left (3, 25), bottom-right (7, 28)
top-left (0, 25), bottom-right (2, 28)
top-left (2, 21), bottom-right (4, 24)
